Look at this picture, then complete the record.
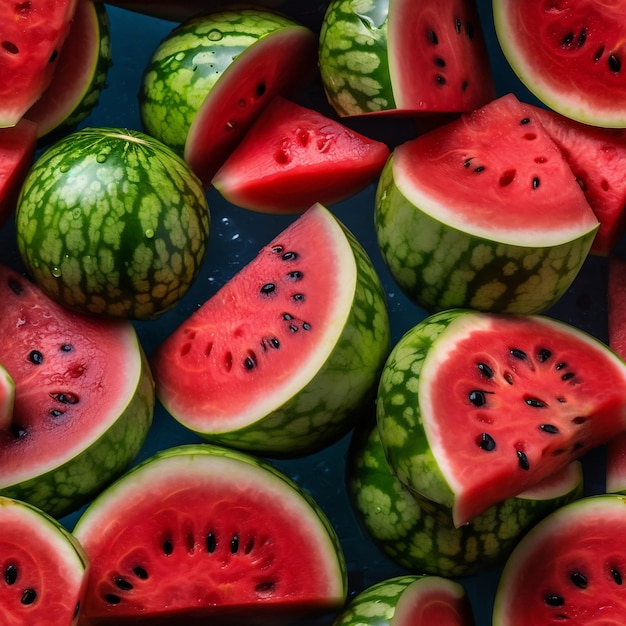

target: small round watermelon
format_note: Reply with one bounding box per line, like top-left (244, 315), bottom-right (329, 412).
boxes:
top-left (15, 127), bottom-right (210, 320)
top-left (73, 443), bottom-right (348, 625)
top-left (0, 495), bottom-right (89, 625)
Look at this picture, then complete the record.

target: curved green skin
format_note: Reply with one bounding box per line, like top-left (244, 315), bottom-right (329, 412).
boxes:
top-left (15, 127), bottom-right (210, 320)
top-left (375, 154), bottom-right (596, 314)
top-left (1, 344), bottom-right (154, 519)
top-left (140, 7), bottom-right (307, 154)
top-left (74, 443), bottom-right (348, 615)
top-left (348, 417), bottom-right (584, 578)
top-left (318, 0), bottom-right (394, 116)
top-left (196, 217), bottom-right (391, 456)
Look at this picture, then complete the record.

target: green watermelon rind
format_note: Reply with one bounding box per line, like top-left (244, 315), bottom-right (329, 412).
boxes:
top-left (375, 153), bottom-right (597, 314)
top-left (347, 418), bottom-right (584, 578)
top-left (318, 0), bottom-right (395, 116)
top-left (139, 7), bottom-right (312, 156)
top-left (73, 443), bottom-right (348, 617)
top-left (492, 493), bottom-right (626, 625)
top-left (0, 363), bottom-right (15, 429)
top-left (15, 127), bottom-right (210, 320)
top-left (181, 206), bottom-right (391, 456)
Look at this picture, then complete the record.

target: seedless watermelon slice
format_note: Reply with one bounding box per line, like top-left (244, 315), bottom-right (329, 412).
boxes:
top-left (377, 308), bottom-right (626, 527)
top-left (73, 444), bottom-right (347, 625)
top-left (0, 495), bottom-right (88, 625)
top-left (152, 203), bottom-right (389, 455)
top-left (0, 265), bottom-right (154, 518)
top-left (0, 0), bottom-right (77, 127)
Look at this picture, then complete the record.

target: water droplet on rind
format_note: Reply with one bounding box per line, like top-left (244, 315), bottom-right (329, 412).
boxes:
top-left (51, 266), bottom-right (62, 278)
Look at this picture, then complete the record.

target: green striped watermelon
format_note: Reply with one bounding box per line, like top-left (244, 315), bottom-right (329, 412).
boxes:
top-left (318, 0), bottom-right (495, 117)
top-left (332, 574), bottom-right (475, 625)
top-left (73, 443), bottom-right (347, 625)
top-left (15, 127), bottom-right (209, 320)
top-left (139, 6), bottom-right (318, 185)
top-left (152, 203), bottom-right (390, 456)
top-left (375, 93), bottom-right (598, 314)
top-left (376, 308), bottom-right (626, 528)
top-left (0, 495), bottom-right (89, 625)
top-left (0, 265), bottom-right (154, 518)
top-left (25, 0), bottom-right (112, 142)
top-left (347, 417), bottom-right (584, 578)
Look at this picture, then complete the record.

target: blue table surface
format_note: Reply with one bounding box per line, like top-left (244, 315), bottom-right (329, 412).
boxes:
top-left (0, 1), bottom-right (618, 624)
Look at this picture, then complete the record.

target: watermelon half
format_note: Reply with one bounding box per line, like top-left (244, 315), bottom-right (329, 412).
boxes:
top-left (376, 308), bottom-right (626, 527)
top-left (211, 96), bottom-right (391, 213)
top-left (332, 574), bottom-right (475, 626)
top-left (73, 443), bottom-right (347, 625)
top-left (152, 203), bottom-right (390, 456)
top-left (0, 0), bottom-right (77, 127)
top-left (0, 495), bottom-right (89, 625)
top-left (494, 0), bottom-right (626, 128)
top-left (0, 265), bottom-right (154, 518)
top-left (375, 93), bottom-right (599, 314)
top-left (318, 0), bottom-right (495, 117)
top-left (347, 416), bottom-right (584, 577)
top-left (493, 494), bottom-right (626, 624)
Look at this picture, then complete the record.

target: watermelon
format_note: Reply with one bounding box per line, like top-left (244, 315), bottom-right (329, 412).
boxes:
top-left (139, 6), bottom-right (318, 185)
top-left (0, 363), bottom-right (15, 430)
top-left (332, 574), bottom-right (475, 626)
top-left (0, 118), bottom-right (38, 228)
top-left (25, 0), bottom-right (112, 142)
top-left (211, 96), bottom-right (391, 213)
top-left (0, 265), bottom-right (154, 518)
top-left (72, 443), bottom-right (347, 625)
top-left (0, 0), bottom-right (77, 127)
top-left (318, 0), bottom-right (495, 117)
top-left (375, 93), bottom-right (598, 314)
top-left (494, 0), bottom-right (626, 128)
top-left (493, 494), bottom-right (626, 624)
top-left (152, 203), bottom-right (390, 456)
top-left (347, 416), bottom-right (584, 578)
top-left (0, 495), bottom-right (89, 625)
top-left (15, 127), bottom-right (210, 320)
top-left (531, 105), bottom-right (626, 256)
top-left (376, 308), bottom-right (626, 528)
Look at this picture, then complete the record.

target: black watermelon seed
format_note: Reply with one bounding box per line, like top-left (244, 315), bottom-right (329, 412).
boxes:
top-left (244, 353), bottom-right (257, 370)
top-left (269, 337), bottom-right (280, 349)
top-left (556, 362), bottom-right (567, 370)
top-left (478, 432), bottom-right (496, 451)
top-left (115, 577), bottom-right (133, 591)
top-left (538, 348), bottom-right (552, 362)
top-left (292, 293), bottom-right (305, 302)
top-left (302, 322), bottom-right (311, 331)
top-left (74, 602), bottom-right (80, 618)
top-left (105, 593), bottom-right (121, 605)
top-left (255, 581), bottom-right (276, 594)
top-left (260, 283), bottom-right (275, 295)
top-left (578, 29), bottom-right (587, 47)
top-left (454, 16), bottom-right (462, 33)
top-left (612, 568), bottom-right (623, 585)
top-left (2, 41), bottom-right (19, 54)
top-left (427, 29), bottom-right (438, 45)
top-left (594, 45), bottom-right (605, 62)
top-left (10, 423), bottom-right (27, 439)
top-left (282, 313), bottom-right (293, 320)
top-left (435, 74), bottom-right (446, 85)
top-left (231, 535), bottom-right (239, 553)
top-left (525, 397), bottom-right (546, 408)
top-left (461, 80), bottom-right (469, 91)
top-left (465, 21), bottom-right (474, 40)
top-left (609, 54), bottom-right (621, 73)
top-left (256, 82), bottom-right (266, 96)
top-left (532, 176), bottom-right (541, 189)
top-left (477, 362), bottom-right (494, 378)
top-left (287, 271), bottom-right (303, 280)
top-left (289, 324), bottom-right (298, 333)
top-left (49, 407), bottom-right (65, 418)
top-left (510, 348), bottom-right (527, 360)
top-left (520, 117), bottom-right (531, 125)
top-left (561, 31), bottom-right (574, 46)
top-left (570, 571), bottom-right (588, 588)
top-left (562, 372), bottom-right (575, 381)
top-left (540, 424), bottom-right (559, 434)
top-left (206, 532), bottom-right (216, 553)
top-left (50, 392), bottom-right (79, 404)
top-left (435, 56), bottom-right (446, 67)
top-left (474, 165), bottom-right (485, 173)
top-left (281, 251), bottom-right (298, 261)
top-left (545, 594), bottom-right (564, 607)
top-left (271, 245), bottom-right (283, 254)
top-left (28, 350), bottom-right (43, 364)
top-left (517, 450), bottom-right (530, 470)
top-left (133, 566), bottom-right (149, 580)
top-left (572, 416), bottom-right (587, 425)
top-left (20, 589), bottom-right (36, 605)
top-left (162, 540), bottom-right (173, 555)
top-left (60, 344), bottom-right (73, 352)
top-left (4, 564), bottom-right (17, 585)
top-left (468, 390), bottom-right (488, 407)
top-left (8, 278), bottom-right (23, 295)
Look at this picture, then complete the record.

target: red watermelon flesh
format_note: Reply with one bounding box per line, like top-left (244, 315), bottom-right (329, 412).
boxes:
top-left (531, 105), bottom-right (626, 256)
top-left (212, 96), bottom-right (391, 213)
top-left (0, 0), bottom-right (78, 127)
top-left (388, 0), bottom-right (495, 114)
top-left (184, 26), bottom-right (317, 187)
top-left (0, 118), bottom-right (38, 228)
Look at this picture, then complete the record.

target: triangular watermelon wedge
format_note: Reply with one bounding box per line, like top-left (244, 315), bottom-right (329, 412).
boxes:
top-left (0, 0), bottom-right (78, 127)
top-left (212, 96), bottom-right (390, 213)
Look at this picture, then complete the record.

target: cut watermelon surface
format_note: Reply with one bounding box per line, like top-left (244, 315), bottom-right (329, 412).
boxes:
top-left (73, 444), bottom-right (347, 625)
top-left (0, 0), bottom-right (78, 127)
top-left (212, 96), bottom-right (390, 213)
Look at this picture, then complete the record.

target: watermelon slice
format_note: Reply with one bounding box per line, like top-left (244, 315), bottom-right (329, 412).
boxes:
top-left (0, 495), bottom-right (89, 625)
top-left (0, 0), bottom-right (78, 127)
top-left (318, 0), bottom-right (495, 117)
top-left (152, 203), bottom-right (390, 456)
top-left (376, 308), bottom-right (626, 527)
top-left (73, 443), bottom-right (347, 625)
top-left (332, 575), bottom-right (475, 626)
top-left (531, 105), bottom-right (626, 256)
top-left (493, 494), bottom-right (626, 624)
top-left (25, 0), bottom-right (112, 141)
top-left (0, 265), bottom-right (154, 518)
top-left (493, 0), bottom-right (626, 127)
top-left (375, 93), bottom-right (599, 314)
top-left (211, 96), bottom-right (391, 213)
top-left (0, 118), bottom-right (38, 228)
